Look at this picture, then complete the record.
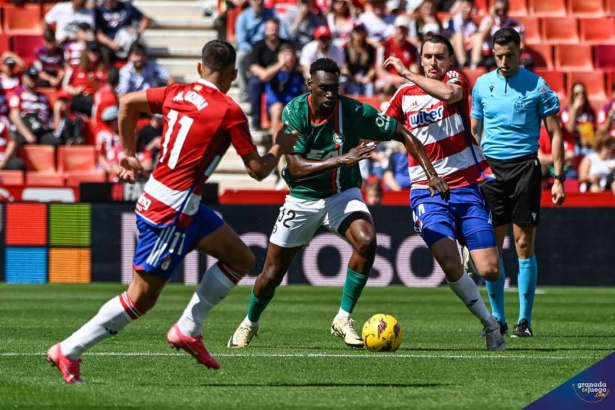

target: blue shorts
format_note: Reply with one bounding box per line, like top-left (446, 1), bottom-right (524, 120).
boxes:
top-left (133, 204), bottom-right (224, 280)
top-left (411, 185), bottom-right (496, 250)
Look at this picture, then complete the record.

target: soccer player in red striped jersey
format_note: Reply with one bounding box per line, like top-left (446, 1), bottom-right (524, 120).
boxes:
top-left (383, 34), bottom-right (506, 351)
top-left (47, 40), bottom-right (298, 384)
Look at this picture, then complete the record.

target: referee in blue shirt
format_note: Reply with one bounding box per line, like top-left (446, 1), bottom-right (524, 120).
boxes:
top-left (470, 28), bottom-right (566, 338)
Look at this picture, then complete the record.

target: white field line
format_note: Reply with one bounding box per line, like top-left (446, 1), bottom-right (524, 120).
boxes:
top-left (0, 352), bottom-right (595, 360)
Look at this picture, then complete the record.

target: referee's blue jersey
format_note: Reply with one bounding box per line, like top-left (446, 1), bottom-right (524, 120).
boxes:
top-left (470, 67), bottom-right (560, 161)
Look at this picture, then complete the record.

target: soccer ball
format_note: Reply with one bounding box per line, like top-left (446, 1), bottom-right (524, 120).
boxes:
top-left (362, 314), bottom-right (403, 352)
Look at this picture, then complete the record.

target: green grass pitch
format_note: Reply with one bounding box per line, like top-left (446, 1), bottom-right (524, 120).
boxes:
top-left (1, 284), bottom-right (613, 409)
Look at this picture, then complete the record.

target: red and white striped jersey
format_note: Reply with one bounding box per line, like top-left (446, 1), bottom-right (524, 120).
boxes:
top-left (137, 79), bottom-right (257, 227)
top-left (385, 71), bottom-right (492, 190)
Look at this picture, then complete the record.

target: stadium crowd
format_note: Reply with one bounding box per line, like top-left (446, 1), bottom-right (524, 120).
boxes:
top-left (0, 0), bottom-right (614, 195)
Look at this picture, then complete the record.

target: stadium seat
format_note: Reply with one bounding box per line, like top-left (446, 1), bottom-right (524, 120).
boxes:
top-left (2, 4), bottom-right (43, 34)
top-left (529, 0), bottom-right (566, 17)
top-left (474, 0), bottom-right (488, 14)
top-left (569, 0), bottom-right (605, 17)
top-left (608, 0), bottom-right (615, 16)
top-left (0, 33), bottom-right (9, 54)
top-left (516, 17), bottom-right (541, 44)
top-left (535, 70), bottom-right (567, 99)
top-left (21, 145), bottom-right (56, 173)
top-left (12, 35), bottom-right (44, 65)
top-left (36, 87), bottom-right (57, 107)
top-left (65, 171), bottom-right (107, 187)
top-left (607, 71), bottom-right (615, 93)
top-left (555, 44), bottom-right (593, 71)
top-left (542, 17), bottom-right (579, 44)
top-left (25, 172), bottom-right (65, 186)
top-left (57, 146), bottom-right (99, 173)
top-left (579, 18), bottom-right (615, 44)
top-left (226, 7), bottom-right (242, 44)
top-left (594, 45), bottom-right (615, 70)
top-left (567, 71), bottom-right (607, 101)
top-left (523, 44), bottom-right (553, 70)
top-left (461, 68), bottom-right (487, 91)
top-left (0, 170), bottom-right (24, 185)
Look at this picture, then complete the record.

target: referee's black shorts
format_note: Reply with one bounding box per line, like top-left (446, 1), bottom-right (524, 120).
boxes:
top-left (480, 153), bottom-right (542, 228)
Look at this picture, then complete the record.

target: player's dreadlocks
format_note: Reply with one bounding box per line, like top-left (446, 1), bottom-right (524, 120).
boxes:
top-left (201, 39), bottom-right (236, 71)
top-left (309, 58), bottom-right (340, 76)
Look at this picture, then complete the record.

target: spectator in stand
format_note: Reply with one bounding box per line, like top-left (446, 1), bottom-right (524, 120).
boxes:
top-left (137, 113), bottom-right (163, 165)
top-left (469, 0), bottom-right (523, 69)
top-left (375, 15), bottom-right (419, 96)
top-left (44, 0), bottom-right (96, 45)
top-left (235, 0), bottom-right (288, 103)
top-left (282, 0), bottom-right (326, 51)
top-left (96, 105), bottom-right (121, 176)
top-left (0, 120), bottom-right (25, 172)
top-left (409, 0), bottom-right (447, 50)
top-left (248, 18), bottom-right (289, 130)
top-left (95, 0), bottom-right (150, 63)
top-left (561, 82), bottom-right (596, 157)
top-left (63, 41), bottom-right (108, 116)
top-left (341, 23), bottom-right (377, 97)
top-left (265, 43), bottom-right (305, 135)
top-left (578, 131), bottom-right (615, 194)
top-left (9, 67), bottom-right (60, 147)
top-left (93, 67), bottom-right (120, 133)
top-left (34, 29), bottom-right (65, 89)
top-left (364, 178), bottom-right (383, 205)
top-left (357, 0), bottom-right (395, 44)
top-left (117, 43), bottom-right (172, 97)
top-left (64, 23), bottom-right (95, 68)
top-left (598, 83), bottom-right (615, 138)
top-left (383, 143), bottom-right (411, 190)
top-left (326, 0), bottom-right (356, 48)
top-left (538, 124), bottom-right (577, 185)
top-left (0, 54), bottom-right (25, 95)
top-left (52, 90), bottom-right (86, 145)
top-left (299, 26), bottom-right (345, 79)
top-left (447, 0), bottom-right (477, 68)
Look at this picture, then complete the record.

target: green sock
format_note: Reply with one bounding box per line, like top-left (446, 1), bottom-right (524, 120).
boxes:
top-left (247, 289), bottom-right (272, 323)
top-left (340, 268), bottom-right (369, 314)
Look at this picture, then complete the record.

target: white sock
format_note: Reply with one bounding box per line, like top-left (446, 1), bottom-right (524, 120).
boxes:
top-left (335, 307), bottom-right (351, 320)
top-left (447, 273), bottom-right (495, 327)
top-left (243, 316), bottom-right (259, 327)
top-left (60, 292), bottom-right (142, 359)
top-left (177, 262), bottom-right (241, 337)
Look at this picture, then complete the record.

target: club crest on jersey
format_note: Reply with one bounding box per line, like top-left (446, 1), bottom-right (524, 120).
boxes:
top-left (161, 255), bottom-right (172, 271)
top-left (409, 106), bottom-right (444, 127)
top-left (333, 132), bottom-right (344, 146)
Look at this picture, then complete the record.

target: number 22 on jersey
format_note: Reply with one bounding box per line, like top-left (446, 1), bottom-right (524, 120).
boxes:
top-left (159, 109), bottom-right (194, 169)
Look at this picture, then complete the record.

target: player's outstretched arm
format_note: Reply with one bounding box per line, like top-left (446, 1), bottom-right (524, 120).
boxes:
top-left (286, 143), bottom-right (377, 182)
top-left (117, 91), bottom-right (152, 183)
top-left (383, 56), bottom-right (464, 104)
top-left (241, 124), bottom-right (299, 181)
top-left (392, 123), bottom-right (450, 200)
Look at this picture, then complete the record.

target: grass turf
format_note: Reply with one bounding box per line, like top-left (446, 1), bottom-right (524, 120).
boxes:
top-left (0, 284), bottom-right (613, 409)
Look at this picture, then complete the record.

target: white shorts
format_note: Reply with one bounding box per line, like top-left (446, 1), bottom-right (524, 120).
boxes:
top-left (269, 188), bottom-right (371, 248)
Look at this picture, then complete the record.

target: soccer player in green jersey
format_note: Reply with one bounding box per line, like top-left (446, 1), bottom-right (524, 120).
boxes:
top-left (228, 58), bottom-right (449, 348)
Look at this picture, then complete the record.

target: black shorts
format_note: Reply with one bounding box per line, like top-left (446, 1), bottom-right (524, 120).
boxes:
top-left (480, 153), bottom-right (542, 227)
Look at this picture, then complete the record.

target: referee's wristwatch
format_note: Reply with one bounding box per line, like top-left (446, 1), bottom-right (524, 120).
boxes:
top-left (553, 173), bottom-right (566, 182)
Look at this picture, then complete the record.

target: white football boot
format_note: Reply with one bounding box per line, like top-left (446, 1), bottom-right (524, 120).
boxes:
top-left (331, 316), bottom-right (364, 348)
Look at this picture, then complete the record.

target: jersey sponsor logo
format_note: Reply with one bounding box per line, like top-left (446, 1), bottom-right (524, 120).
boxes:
top-left (306, 148), bottom-right (341, 160)
top-left (333, 132), bottom-right (344, 145)
top-left (409, 106), bottom-right (444, 127)
top-left (172, 90), bottom-right (208, 111)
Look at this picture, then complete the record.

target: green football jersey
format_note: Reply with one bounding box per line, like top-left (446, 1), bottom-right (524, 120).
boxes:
top-left (281, 94), bottom-right (398, 200)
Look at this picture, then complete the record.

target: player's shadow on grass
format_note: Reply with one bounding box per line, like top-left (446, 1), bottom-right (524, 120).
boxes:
top-left (197, 382), bottom-right (450, 388)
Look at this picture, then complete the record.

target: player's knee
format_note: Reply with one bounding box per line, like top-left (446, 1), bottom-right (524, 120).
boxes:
top-left (353, 231), bottom-right (377, 257)
top-left (514, 236), bottom-right (534, 258)
top-left (480, 262), bottom-right (500, 282)
top-left (440, 259), bottom-right (464, 278)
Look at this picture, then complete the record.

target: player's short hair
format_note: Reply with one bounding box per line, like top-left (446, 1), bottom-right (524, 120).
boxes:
top-left (420, 34), bottom-right (454, 56)
top-left (493, 28), bottom-right (521, 47)
top-left (201, 39), bottom-right (236, 71)
top-left (309, 58), bottom-right (340, 76)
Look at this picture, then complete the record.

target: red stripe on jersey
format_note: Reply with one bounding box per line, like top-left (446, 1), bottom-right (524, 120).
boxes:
top-left (412, 159), bottom-right (493, 190)
top-left (408, 131), bottom-right (474, 167)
